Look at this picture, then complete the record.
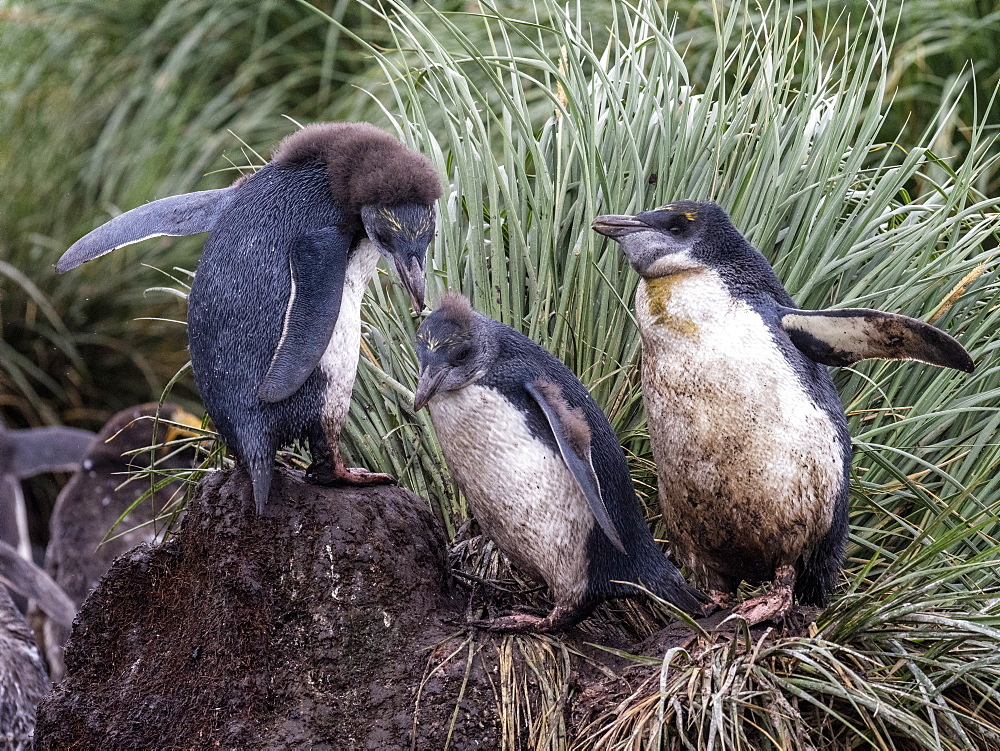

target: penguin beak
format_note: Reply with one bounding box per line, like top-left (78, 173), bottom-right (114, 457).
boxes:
top-left (413, 367), bottom-right (446, 411)
top-left (393, 255), bottom-right (426, 312)
top-left (591, 214), bottom-right (648, 239)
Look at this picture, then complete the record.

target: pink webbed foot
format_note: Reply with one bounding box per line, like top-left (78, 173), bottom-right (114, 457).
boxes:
top-left (467, 605), bottom-right (580, 634)
top-left (332, 465), bottom-right (395, 486)
top-left (729, 565), bottom-right (795, 626)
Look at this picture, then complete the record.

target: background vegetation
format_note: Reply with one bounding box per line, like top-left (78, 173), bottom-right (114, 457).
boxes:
top-left (2, 0), bottom-right (999, 747)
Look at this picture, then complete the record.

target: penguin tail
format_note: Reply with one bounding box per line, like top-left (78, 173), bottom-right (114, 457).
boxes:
top-left (643, 557), bottom-right (706, 616)
top-left (244, 459), bottom-right (274, 515)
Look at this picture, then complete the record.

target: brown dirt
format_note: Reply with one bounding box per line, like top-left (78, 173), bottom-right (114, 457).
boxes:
top-left (33, 467), bottom-right (501, 750)
top-left (32, 465), bottom-right (816, 749)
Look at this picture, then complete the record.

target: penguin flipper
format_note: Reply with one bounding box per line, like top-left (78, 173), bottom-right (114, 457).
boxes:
top-left (258, 227), bottom-right (352, 403)
top-left (55, 187), bottom-right (236, 273)
top-left (0, 540), bottom-right (76, 630)
top-left (776, 305), bottom-right (974, 373)
top-left (525, 380), bottom-right (627, 553)
top-left (0, 427), bottom-right (96, 479)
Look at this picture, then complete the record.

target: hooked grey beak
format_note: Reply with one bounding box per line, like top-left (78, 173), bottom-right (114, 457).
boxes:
top-left (394, 256), bottom-right (426, 312)
top-left (591, 214), bottom-right (649, 239)
top-left (413, 367), bottom-right (446, 411)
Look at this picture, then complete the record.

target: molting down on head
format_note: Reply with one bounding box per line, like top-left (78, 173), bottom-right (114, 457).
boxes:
top-left (413, 293), bottom-right (497, 410)
top-left (274, 122), bottom-right (442, 310)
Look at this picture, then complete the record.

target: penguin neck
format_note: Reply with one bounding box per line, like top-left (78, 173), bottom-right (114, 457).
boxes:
top-left (344, 238), bottom-right (382, 299)
top-left (634, 267), bottom-right (730, 348)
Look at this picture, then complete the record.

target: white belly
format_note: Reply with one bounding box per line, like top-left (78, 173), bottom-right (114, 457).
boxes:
top-left (428, 384), bottom-right (592, 606)
top-left (318, 239), bottom-right (380, 439)
top-left (636, 269), bottom-right (843, 584)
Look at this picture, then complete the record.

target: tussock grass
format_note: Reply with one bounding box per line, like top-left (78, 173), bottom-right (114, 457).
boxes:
top-left (313, 0), bottom-right (1000, 747)
top-left (8, 0), bottom-right (1000, 746)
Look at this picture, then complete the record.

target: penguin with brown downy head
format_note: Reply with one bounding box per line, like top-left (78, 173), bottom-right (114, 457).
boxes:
top-left (414, 293), bottom-right (704, 632)
top-left (593, 201), bottom-right (974, 623)
top-left (56, 123), bottom-right (442, 513)
top-left (40, 403), bottom-right (201, 681)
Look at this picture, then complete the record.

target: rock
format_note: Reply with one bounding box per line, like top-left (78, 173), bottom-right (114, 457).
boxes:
top-left (34, 464), bottom-right (756, 749)
top-left (33, 467), bottom-right (500, 749)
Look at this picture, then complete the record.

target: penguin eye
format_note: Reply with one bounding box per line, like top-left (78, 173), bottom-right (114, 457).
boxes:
top-left (455, 348), bottom-right (471, 364)
top-left (669, 225), bottom-right (683, 236)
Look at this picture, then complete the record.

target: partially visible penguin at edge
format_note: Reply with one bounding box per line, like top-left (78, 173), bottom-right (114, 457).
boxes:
top-left (39, 403), bottom-right (201, 682)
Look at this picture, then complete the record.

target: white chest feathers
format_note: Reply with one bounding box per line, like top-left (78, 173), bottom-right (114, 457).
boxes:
top-left (428, 384), bottom-right (593, 606)
top-left (318, 239), bottom-right (381, 432)
top-left (635, 269), bottom-right (844, 582)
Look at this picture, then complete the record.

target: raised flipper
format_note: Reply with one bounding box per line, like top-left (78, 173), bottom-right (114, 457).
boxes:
top-left (0, 540), bottom-right (75, 631)
top-left (525, 380), bottom-right (626, 554)
top-left (258, 227), bottom-right (352, 403)
top-left (0, 427), bottom-right (96, 478)
top-left (777, 305), bottom-right (974, 373)
top-left (55, 187), bottom-right (236, 273)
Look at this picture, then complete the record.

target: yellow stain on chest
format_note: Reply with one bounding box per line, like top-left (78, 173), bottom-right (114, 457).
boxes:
top-left (645, 271), bottom-right (700, 338)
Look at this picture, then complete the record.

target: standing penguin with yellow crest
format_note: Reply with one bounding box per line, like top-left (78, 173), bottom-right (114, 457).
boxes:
top-left (594, 201), bottom-right (974, 623)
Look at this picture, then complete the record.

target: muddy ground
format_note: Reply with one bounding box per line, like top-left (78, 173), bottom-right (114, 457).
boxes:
top-left (33, 467), bottom-right (811, 749)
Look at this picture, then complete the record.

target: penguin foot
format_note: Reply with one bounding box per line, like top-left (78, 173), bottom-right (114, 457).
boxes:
top-left (306, 462), bottom-right (395, 487)
top-left (706, 590), bottom-right (734, 612)
top-left (468, 605), bottom-right (576, 633)
top-left (334, 466), bottom-right (396, 486)
top-left (730, 565), bottom-right (795, 626)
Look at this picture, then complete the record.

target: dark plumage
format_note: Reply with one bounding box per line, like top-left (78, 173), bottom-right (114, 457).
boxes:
top-left (56, 123), bottom-right (442, 513)
top-left (0, 583), bottom-right (48, 751)
top-left (40, 403), bottom-right (200, 681)
top-left (414, 293), bottom-right (704, 632)
top-left (593, 201), bottom-right (974, 622)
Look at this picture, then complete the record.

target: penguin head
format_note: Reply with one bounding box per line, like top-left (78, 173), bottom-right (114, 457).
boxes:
top-left (361, 202), bottom-right (435, 310)
top-left (592, 201), bottom-right (753, 279)
top-left (592, 200), bottom-right (716, 278)
top-left (413, 293), bottom-right (497, 410)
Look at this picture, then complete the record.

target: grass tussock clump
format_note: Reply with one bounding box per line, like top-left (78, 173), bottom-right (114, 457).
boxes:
top-left (316, 0), bottom-right (1000, 747)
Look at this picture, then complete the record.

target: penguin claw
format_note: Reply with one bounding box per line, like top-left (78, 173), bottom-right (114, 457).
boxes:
top-left (467, 613), bottom-right (549, 633)
top-left (334, 467), bottom-right (396, 486)
top-left (305, 463), bottom-right (395, 487)
top-left (467, 605), bottom-right (577, 633)
top-left (728, 565), bottom-right (795, 626)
